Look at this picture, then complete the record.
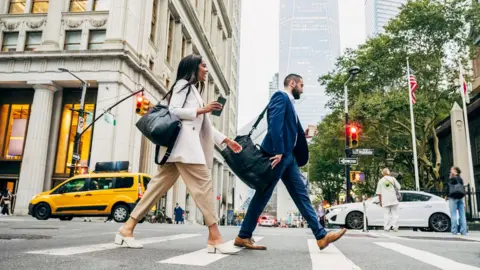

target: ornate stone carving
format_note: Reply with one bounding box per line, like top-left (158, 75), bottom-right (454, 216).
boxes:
top-left (89, 19), bottom-right (107, 28)
top-left (65, 19), bottom-right (83, 28)
top-left (26, 19), bottom-right (46, 29)
top-left (5, 21), bottom-right (20, 31)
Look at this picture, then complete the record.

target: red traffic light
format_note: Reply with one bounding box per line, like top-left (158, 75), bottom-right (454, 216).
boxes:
top-left (350, 126), bottom-right (357, 134)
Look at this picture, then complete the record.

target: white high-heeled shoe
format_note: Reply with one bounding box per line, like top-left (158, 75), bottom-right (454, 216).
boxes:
top-left (207, 242), bottom-right (241, 254)
top-left (115, 233), bottom-right (143, 249)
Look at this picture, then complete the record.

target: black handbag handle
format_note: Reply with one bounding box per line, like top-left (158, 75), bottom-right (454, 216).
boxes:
top-left (248, 105), bottom-right (268, 137)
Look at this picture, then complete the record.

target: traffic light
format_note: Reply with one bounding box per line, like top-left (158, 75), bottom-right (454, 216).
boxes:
top-left (140, 98), bottom-right (151, 115)
top-left (349, 126), bottom-right (359, 148)
top-left (135, 93), bottom-right (144, 115)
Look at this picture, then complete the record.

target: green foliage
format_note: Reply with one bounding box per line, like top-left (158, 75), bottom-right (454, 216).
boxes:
top-left (310, 0), bottom-right (480, 196)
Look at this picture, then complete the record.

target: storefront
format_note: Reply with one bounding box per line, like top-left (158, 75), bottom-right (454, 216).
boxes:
top-left (0, 89), bottom-right (34, 197)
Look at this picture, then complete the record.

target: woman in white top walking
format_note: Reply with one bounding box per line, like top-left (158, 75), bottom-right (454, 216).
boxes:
top-left (376, 168), bottom-right (401, 232)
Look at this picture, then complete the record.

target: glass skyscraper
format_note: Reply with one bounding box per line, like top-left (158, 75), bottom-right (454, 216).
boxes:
top-left (279, 0), bottom-right (341, 129)
top-left (365, 0), bottom-right (407, 38)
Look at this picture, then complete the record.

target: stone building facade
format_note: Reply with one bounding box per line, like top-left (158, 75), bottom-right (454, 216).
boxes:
top-left (0, 0), bottom-right (241, 223)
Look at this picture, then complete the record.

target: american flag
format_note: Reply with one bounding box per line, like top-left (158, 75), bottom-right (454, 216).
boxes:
top-left (459, 62), bottom-right (469, 103)
top-left (409, 75), bottom-right (418, 104)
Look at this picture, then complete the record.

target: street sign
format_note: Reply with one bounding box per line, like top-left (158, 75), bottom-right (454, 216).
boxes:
top-left (103, 112), bottom-right (116, 126)
top-left (78, 117), bottom-right (85, 130)
top-left (352, 149), bottom-right (374, 156)
top-left (72, 153), bottom-right (80, 160)
top-left (338, 157), bottom-right (358, 165)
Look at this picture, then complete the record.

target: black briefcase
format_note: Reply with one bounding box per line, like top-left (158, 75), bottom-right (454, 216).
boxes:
top-left (221, 106), bottom-right (277, 193)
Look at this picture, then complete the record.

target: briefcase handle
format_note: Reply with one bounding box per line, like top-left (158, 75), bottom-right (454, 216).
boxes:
top-left (248, 105), bottom-right (269, 137)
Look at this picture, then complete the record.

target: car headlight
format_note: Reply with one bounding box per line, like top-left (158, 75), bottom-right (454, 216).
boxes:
top-left (330, 207), bottom-right (347, 213)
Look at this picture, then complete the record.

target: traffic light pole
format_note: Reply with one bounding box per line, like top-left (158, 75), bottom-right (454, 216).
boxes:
top-left (344, 82), bottom-right (352, 204)
top-left (69, 88), bottom-right (145, 177)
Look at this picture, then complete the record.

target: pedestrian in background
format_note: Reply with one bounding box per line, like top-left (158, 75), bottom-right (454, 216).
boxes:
top-left (115, 54), bottom-right (242, 254)
top-left (174, 203), bottom-right (184, 224)
top-left (445, 166), bottom-right (467, 235)
top-left (376, 168), bottom-right (401, 232)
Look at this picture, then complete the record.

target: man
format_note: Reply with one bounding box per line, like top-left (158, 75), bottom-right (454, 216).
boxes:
top-left (234, 74), bottom-right (346, 251)
top-left (376, 168), bottom-right (401, 232)
top-left (173, 203), bottom-right (184, 224)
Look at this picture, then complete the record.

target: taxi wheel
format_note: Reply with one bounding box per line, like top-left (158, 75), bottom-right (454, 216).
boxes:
top-left (112, 204), bottom-right (130, 223)
top-left (34, 203), bottom-right (51, 220)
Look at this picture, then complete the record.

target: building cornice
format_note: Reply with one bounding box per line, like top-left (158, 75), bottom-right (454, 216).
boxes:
top-left (179, 0), bottom-right (231, 96)
top-left (0, 50), bottom-right (167, 95)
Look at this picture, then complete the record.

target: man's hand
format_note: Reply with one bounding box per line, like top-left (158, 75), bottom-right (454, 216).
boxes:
top-left (270, 154), bottom-right (283, 169)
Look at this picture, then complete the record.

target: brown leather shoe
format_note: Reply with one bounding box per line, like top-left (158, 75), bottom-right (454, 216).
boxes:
top-left (316, 228), bottom-right (347, 250)
top-left (234, 236), bottom-right (267, 250)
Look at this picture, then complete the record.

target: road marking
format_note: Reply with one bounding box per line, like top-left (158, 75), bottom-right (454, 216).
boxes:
top-left (308, 240), bottom-right (360, 270)
top-left (159, 237), bottom-right (263, 266)
top-left (378, 233), bottom-right (409, 241)
top-left (55, 232), bottom-right (119, 239)
top-left (375, 242), bottom-right (480, 270)
top-left (26, 233), bottom-right (201, 256)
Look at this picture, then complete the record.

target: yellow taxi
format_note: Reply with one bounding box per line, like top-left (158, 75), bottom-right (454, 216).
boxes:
top-left (28, 162), bottom-right (152, 223)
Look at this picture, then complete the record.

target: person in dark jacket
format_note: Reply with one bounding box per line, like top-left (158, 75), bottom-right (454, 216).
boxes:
top-left (174, 203), bottom-right (184, 224)
top-left (444, 166), bottom-right (467, 235)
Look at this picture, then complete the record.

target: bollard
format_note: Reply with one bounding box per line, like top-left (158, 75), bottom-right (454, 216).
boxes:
top-left (362, 200), bottom-right (368, 232)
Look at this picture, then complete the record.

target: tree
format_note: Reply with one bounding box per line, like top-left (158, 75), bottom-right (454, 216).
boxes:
top-left (317, 0), bottom-right (480, 190)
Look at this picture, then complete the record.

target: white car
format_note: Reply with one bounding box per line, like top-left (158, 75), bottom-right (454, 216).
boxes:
top-left (325, 191), bottom-right (451, 232)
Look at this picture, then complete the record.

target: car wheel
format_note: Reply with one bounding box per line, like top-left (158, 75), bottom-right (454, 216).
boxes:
top-left (345, 211), bottom-right (364, 230)
top-left (59, 216), bottom-right (73, 221)
top-left (112, 204), bottom-right (130, 223)
top-left (34, 203), bottom-right (51, 220)
top-left (429, 213), bottom-right (450, 232)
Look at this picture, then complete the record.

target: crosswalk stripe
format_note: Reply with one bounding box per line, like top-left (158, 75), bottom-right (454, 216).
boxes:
top-left (308, 240), bottom-right (360, 270)
top-left (375, 242), bottom-right (480, 270)
top-left (158, 237), bottom-right (264, 266)
top-left (26, 233), bottom-right (201, 256)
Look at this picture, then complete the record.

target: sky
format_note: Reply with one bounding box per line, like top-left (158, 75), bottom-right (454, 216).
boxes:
top-left (237, 0), bottom-right (366, 129)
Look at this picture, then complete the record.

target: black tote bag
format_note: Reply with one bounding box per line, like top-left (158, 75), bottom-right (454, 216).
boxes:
top-left (136, 86), bottom-right (191, 165)
top-left (221, 106), bottom-right (277, 193)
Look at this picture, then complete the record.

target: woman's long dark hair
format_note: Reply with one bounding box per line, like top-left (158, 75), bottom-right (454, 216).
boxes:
top-left (164, 54), bottom-right (204, 103)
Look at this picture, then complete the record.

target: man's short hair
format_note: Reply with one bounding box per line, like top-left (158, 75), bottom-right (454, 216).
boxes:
top-left (283, 74), bottom-right (303, 87)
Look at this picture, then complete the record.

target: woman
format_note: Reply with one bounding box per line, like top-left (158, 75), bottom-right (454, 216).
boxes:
top-left (445, 166), bottom-right (467, 235)
top-left (115, 54), bottom-right (242, 254)
top-left (375, 168), bottom-right (401, 232)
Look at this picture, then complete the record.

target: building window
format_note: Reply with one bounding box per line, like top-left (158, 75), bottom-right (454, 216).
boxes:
top-left (181, 36), bottom-right (186, 58)
top-left (150, 0), bottom-right (158, 42)
top-left (166, 15), bottom-right (174, 64)
top-left (88, 30), bottom-right (106, 50)
top-left (93, 0), bottom-right (110, 11)
top-left (9, 0), bottom-right (26, 14)
top-left (55, 103), bottom-right (95, 175)
top-left (2, 32), bottom-right (19, 52)
top-left (25, 32), bottom-right (42, 51)
top-left (65, 31), bottom-right (81, 50)
top-left (149, 60), bottom-right (154, 71)
top-left (31, 0), bottom-right (49, 13)
top-left (0, 104), bottom-right (30, 161)
top-left (69, 0), bottom-right (87, 12)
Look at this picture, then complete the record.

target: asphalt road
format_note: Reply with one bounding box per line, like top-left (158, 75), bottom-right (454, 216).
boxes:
top-left (1, 216), bottom-right (480, 270)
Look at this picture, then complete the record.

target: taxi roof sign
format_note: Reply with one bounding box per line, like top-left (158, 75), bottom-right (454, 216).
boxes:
top-left (95, 161), bottom-right (130, 173)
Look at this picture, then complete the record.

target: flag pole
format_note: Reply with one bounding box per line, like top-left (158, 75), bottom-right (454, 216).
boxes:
top-left (407, 57), bottom-right (420, 191)
top-left (460, 63), bottom-right (476, 190)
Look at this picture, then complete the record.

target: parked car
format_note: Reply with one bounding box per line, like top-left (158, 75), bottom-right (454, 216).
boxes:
top-left (325, 191), bottom-right (451, 232)
top-left (258, 214), bottom-right (277, 227)
top-left (29, 162), bottom-right (151, 223)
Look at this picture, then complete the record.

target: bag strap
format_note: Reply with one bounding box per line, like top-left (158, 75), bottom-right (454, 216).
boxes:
top-left (248, 104), bottom-right (269, 137)
top-left (155, 86), bottom-right (191, 165)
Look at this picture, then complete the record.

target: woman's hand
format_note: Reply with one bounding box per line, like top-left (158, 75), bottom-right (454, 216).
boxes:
top-left (225, 138), bottom-right (242, 153)
top-left (197, 101), bottom-right (222, 115)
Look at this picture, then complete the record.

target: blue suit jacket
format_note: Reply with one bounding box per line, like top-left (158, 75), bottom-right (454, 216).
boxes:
top-left (261, 91), bottom-right (309, 167)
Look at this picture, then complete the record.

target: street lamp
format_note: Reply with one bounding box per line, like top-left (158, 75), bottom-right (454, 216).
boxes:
top-left (344, 66), bottom-right (361, 203)
top-left (59, 68), bottom-right (88, 177)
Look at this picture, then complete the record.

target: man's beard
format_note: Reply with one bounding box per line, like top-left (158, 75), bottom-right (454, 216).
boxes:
top-left (292, 87), bottom-right (301, 100)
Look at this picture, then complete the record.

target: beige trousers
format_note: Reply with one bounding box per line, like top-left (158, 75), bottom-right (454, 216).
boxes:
top-left (130, 163), bottom-right (218, 226)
